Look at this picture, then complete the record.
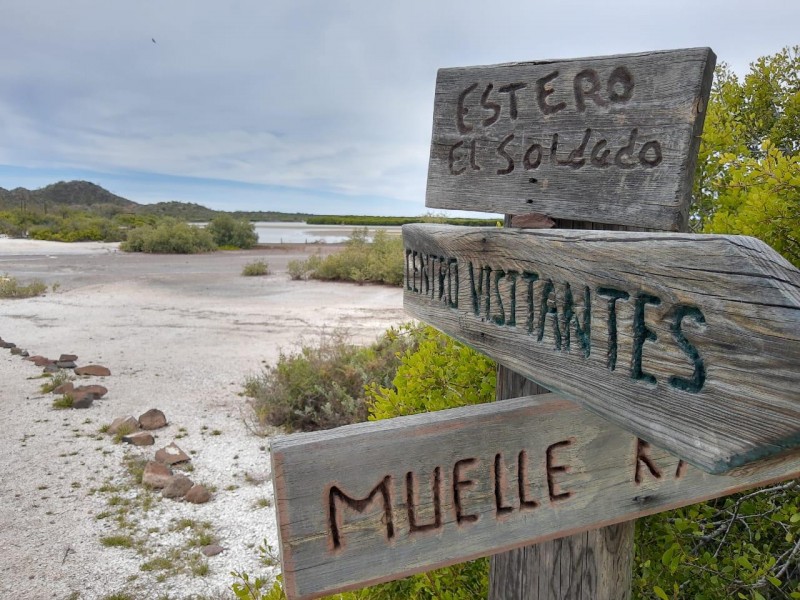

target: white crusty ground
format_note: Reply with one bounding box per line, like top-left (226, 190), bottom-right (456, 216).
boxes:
top-left (0, 240), bottom-right (406, 600)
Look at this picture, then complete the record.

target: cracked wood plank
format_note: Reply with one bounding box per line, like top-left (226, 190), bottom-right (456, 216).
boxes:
top-left (402, 224), bottom-right (800, 474)
top-left (271, 394), bottom-right (800, 600)
top-left (425, 48), bottom-right (715, 231)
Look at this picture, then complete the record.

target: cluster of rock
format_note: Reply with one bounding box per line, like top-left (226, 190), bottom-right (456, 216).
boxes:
top-left (26, 353), bottom-right (111, 377)
top-left (0, 336), bottom-right (28, 355)
top-left (53, 380), bottom-right (109, 408)
top-left (1, 338), bottom-right (113, 409)
top-left (8, 334), bottom-right (218, 554)
top-left (34, 354), bottom-right (112, 409)
top-left (108, 408), bottom-right (212, 505)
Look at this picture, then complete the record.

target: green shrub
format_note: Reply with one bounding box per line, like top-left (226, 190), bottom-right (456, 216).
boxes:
top-left (289, 229), bottom-right (404, 286)
top-left (208, 214), bottom-right (259, 249)
top-left (0, 206), bottom-right (129, 242)
top-left (52, 394), bottom-right (75, 409)
top-left (244, 325), bottom-right (424, 432)
top-left (367, 326), bottom-right (497, 419)
top-left (0, 274), bottom-right (47, 298)
top-left (100, 534), bottom-right (134, 548)
top-left (287, 254), bottom-right (323, 280)
top-left (242, 260), bottom-right (270, 276)
top-left (634, 481), bottom-right (800, 599)
top-left (120, 218), bottom-right (216, 253)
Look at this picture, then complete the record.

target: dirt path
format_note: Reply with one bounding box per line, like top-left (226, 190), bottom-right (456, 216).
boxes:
top-left (0, 240), bottom-right (406, 600)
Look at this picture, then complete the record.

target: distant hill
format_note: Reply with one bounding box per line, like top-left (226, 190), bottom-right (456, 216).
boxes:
top-left (136, 200), bottom-right (218, 221)
top-left (0, 180), bottom-right (310, 221)
top-left (0, 180), bottom-right (137, 213)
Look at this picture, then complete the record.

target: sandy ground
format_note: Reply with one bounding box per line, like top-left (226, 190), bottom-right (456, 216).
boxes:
top-left (0, 240), bottom-right (406, 600)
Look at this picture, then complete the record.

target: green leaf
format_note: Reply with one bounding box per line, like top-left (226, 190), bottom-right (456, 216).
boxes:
top-left (661, 545), bottom-right (676, 567)
top-left (653, 586), bottom-right (670, 600)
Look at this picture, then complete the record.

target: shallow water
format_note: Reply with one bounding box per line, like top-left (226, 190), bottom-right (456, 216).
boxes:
top-left (253, 222), bottom-right (402, 244)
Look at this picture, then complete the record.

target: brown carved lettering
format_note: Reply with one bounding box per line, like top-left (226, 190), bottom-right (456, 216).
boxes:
top-left (406, 467), bottom-right (442, 533)
top-left (328, 476), bottom-right (394, 550)
top-left (536, 71), bottom-right (566, 115)
top-left (634, 438), bottom-right (663, 484)
top-left (574, 69), bottom-right (607, 111)
top-left (517, 450), bottom-right (540, 510)
top-left (546, 440), bottom-right (573, 501)
top-left (457, 83), bottom-right (478, 134)
top-left (493, 453), bottom-right (514, 516)
top-left (453, 457), bottom-right (480, 524)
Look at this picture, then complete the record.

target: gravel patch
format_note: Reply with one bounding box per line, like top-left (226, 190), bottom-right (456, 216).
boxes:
top-left (0, 239), bottom-right (405, 599)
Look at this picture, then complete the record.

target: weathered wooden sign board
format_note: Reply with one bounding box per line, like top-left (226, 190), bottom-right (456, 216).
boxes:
top-left (271, 394), bottom-right (800, 600)
top-left (425, 48), bottom-right (715, 231)
top-left (402, 224), bottom-right (800, 475)
top-left (272, 46), bottom-right (799, 600)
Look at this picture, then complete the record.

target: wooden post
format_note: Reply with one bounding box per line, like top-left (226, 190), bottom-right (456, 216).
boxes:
top-left (427, 47), bottom-right (713, 599)
top-left (490, 237), bottom-right (636, 600)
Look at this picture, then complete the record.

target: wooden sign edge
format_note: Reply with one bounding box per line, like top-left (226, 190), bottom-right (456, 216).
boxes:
top-left (432, 46), bottom-right (714, 73)
top-left (270, 394), bottom-right (800, 600)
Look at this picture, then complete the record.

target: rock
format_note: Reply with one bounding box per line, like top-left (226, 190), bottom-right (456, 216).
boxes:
top-left (108, 415), bottom-right (139, 435)
top-left (43, 365), bottom-right (59, 374)
top-left (142, 461), bottom-right (173, 488)
top-left (10, 347), bottom-right (24, 356)
top-left (72, 388), bottom-right (101, 404)
top-left (19, 350), bottom-right (29, 358)
top-left (71, 394), bottom-right (94, 409)
top-left (138, 408), bottom-right (167, 430)
top-left (201, 544), bottom-right (225, 557)
top-left (55, 361), bottom-right (77, 369)
top-left (162, 474), bottom-right (194, 499)
top-left (0, 340), bottom-right (16, 349)
top-left (74, 384), bottom-right (108, 399)
top-left (185, 484), bottom-right (211, 504)
top-left (121, 431), bottom-right (155, 446)
top-left (155, 442), bottom-right (190, 465)
top-left (74, 365), bottom-right (111, 376)
top-left (53, 382), bottom-right (75, 395)
top-left (59, 354), bottom-right (78, 362)
top-left (27, 356), bottom-right (54, 367)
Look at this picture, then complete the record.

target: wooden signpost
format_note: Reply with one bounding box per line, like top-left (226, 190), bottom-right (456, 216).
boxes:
top-left (271, 394), bottom-right (800, 599)
top-left (271, 47), bottom-right (800, 599)
top-left (402, 225), bottom-right (800, 474)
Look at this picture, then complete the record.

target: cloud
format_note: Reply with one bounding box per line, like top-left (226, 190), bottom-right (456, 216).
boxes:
top-left (0, 0), bottom-right (797, 212)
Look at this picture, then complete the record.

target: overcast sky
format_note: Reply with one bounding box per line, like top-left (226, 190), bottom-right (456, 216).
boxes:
top-left (0, 0), bottom-right (797, 215)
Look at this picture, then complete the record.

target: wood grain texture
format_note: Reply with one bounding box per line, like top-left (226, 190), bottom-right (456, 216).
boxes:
top-left (489, 521), bottom-right (634, 600)
top-left (425, 48), bottom-right (716, 231)
top-left (271, 394), bottom-right (800, 600)
top-left (402, 224), bottom-right (800, 474)
top-left (490, 366), bottom-right (634, 600)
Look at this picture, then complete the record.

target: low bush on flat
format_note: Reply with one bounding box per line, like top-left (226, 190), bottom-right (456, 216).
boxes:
top-left (242, 260), bottom-right (270, 276)
top-left (0, 207), bottom-right (135, 242)
top-left (286, 254), bottom-right (322, 280)
top-left (120, 218), bottom-right (216, 254)
top-left (244, 325), bottom-right (424, 432)
top-left (208, 214), bottom-right (259, 249)
top-left (287, 228), bottom-right (403, 286)
top-left (0, 274), bottom-right (47, 298)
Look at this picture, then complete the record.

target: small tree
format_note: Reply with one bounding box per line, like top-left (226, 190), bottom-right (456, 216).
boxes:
top-left (207, 214), bottom-right (259, 249)
top-left (692, 46), bottom-right (800, 267)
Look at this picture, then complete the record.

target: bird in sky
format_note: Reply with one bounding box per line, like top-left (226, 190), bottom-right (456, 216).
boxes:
top-left (152, 38), bottom-right (156, 44)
